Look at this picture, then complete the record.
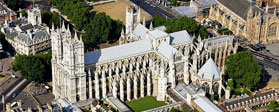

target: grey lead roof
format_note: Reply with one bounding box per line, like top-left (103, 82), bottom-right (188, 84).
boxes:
top-left (193, 96), bottom-right (223, 112)
top-left (173, 6), bottom-right (197, 17)
top-left (157, 42), bottom-right (178, 60)
top-left (217, 0), bottom-right (264, 20)
top-left (197, 58), bottom-right (220, 80)
top-left (170, 30), bottom-right (193, 45)
top-left (175, 83), bottom-right (205, 98)
top-left (133, 24), bottom-right (149, 39)
top-left (84, 39), bottom-right (152, 65)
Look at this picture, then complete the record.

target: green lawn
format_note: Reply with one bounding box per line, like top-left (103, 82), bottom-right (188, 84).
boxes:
top-left (126, 96), bottom-right (166, 112)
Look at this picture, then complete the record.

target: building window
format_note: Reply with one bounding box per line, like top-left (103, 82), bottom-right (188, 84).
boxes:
top-left (268, 24), bottom-right (277, 37)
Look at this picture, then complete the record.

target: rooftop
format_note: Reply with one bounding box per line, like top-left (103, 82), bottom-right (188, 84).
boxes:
top-left (197, 58), bottom-right (221, 80)
top-left (170, 30), bottom-right (193, 45)
top-left (84, 39), bottom-right (153, 65)
top-left (107, 95), bottom-right (131, 112)
top-left (193, 96), bottom-right (222, 112)
top-left (174, 83), bottom-right (205, 99)
top-left (173, 6), bottom-right (197, 18)
top-left (149, 29), bottom-right (169, 39)
top-left (217, 0), bottom-right (263, 20)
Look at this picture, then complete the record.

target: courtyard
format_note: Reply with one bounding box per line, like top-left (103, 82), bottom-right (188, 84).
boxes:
top-left (125, 96), bottom-right (166, 112)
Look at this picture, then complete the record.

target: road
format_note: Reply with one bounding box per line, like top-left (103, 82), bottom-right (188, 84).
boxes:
top-left (243, 47), bottom-right (279, 71)
top-left (0, 78), bottom-right (29, 111)
top-left (130, 0), bottom-right (175, 18)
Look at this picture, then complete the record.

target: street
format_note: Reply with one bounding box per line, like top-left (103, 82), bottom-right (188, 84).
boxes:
top-left (130, 0), bottom-right (175, 18)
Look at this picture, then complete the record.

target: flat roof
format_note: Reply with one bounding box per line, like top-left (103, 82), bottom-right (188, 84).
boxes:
top-left (107, 96), bottom-right (131, 112)
top-left (193, 96), bottom-right (222, 112)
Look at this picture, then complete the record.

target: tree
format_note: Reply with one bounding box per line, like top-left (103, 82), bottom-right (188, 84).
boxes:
top-left (225, 51), bottom-right (263, 90)
top-left (267, 101), bottom-right (278, 109)
top-left (83, 13), bottom-right (124, 49)
top-left (13, 52), bottom-right (52, 82)
top-left (4, 0), bottom-right (20, 11)
top-left (171, 0), bottom-right (178, 6)
top-left (20, 56), bottom-right (45, 82)
top-left (151, 16), bottom-right (208, 39)
top-left (20, 10), bottom-right (27, 18)
top-left (41, 11), bottom-right (60, 28)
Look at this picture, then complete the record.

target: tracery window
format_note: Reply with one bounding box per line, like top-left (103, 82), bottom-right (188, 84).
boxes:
top-left (202, 82), bottom-right (210, 93)
top-left (268, 24), bottom-right (277, 37)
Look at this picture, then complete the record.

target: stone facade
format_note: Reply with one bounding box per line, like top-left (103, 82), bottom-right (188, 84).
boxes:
top-left (209, 0), bottom-right (279, 44)
top-left (1, 7), bottom-right (50, 55)
top-left (52, 6), bottom-right (238, 105)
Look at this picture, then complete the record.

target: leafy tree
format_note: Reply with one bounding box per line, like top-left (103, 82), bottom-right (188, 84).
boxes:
top-left (20, 10), bottom-right (27, 18)
top-left (225, 51), bottom-right (263, 90)
top-left (267, 101), bottom-right (278, 109)
top-left (83, 13), bottom-right (124, 49)
top-left (41, 11), bottom-right (60, 28)
top-left (4, 0), bottom-right (20, 11)
top-left (13, 52), bottom-right (52, 82)
top-left (227, 79), bottom-right (235, 90)
top-left (171, 0), bottom-right (178, 6)
top-left (151, 16), bottom-right (208, 39)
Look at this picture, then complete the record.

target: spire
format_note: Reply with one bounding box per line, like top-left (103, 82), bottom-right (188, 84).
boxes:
top-left (149, 22), bottom-right (153, 30)
top-left (198, 35), bottom-right (201, 42)
top-left (74, 31), bottom-right (78, 40)
top-left (62, 21), bottom-right (66, 31)
top-left (265, 3), bottom-right (269, 13)
top-left (121, 28), bottom-right (125, 36)
top-left (247, 6), bottom-right (253, 19)
top-left (137, 8), bottom-right (141, 23)
top-left (52, 23), bottom-right (55, 31)
top-left (143, 16), bottom-right (146, 26)
top-left (67, 24), bottom-right (70, 33)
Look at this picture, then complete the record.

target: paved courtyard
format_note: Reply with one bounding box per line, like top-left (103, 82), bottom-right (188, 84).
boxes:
top-left (266, 42), bottom-right (279, 56)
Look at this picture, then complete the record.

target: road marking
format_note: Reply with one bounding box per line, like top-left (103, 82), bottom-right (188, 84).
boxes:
top-left (6, 79), bottom-right (27, 97)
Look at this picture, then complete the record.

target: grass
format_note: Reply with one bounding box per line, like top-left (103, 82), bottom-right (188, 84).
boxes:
top-left (126, 96), bottom-right (166, 112)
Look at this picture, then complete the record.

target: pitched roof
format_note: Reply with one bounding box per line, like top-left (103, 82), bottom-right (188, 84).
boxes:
top-left (197, 58), bottom-right (221, 80)
top-left (217, 0), bottom-right (264, 20)
top-left (149, 29), bottom-right (169, 39)
top-left (170, 30), bottom-right (193, 45)
top-left (84, 39), bottom-right (153, 65)
top-left (132, 24), bottom-right (149, 39)
top-left (157, 42), bottom-right (178, 60)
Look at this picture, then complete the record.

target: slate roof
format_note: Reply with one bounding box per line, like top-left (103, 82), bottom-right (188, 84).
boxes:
top-left (197, 58), bottom-right (221, 80)
top-left (217, 0), bottom-right (264, 20)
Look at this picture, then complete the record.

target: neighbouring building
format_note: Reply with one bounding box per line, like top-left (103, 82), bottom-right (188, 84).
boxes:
top-left (219, 89), bottom-right (279, 112)
top-left (5, 100), bottom-right (64, 112)
top-left (173, 0), bottom-right (216, 18)
top-left (1, 6), bottom-right (51, 55)
top-left (51, 6), bottom-right (238, 111)
top-left (209, 0), bottom-right (279, 44)
top-left (0, 2), bottom-right (17, 26)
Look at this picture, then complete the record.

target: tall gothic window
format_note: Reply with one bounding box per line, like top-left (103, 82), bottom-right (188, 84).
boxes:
top-left (268, 24), bottom-right (277, 37)
top-left (202, 82), bottom-right (210, 93)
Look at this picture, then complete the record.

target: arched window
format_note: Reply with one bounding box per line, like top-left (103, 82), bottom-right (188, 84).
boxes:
top-left (268, 23), bottom-right (278, 37)
top-left (213, 82), bottom-right (219, 93)
top-left (202, 82), bottom-right (210, 93)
